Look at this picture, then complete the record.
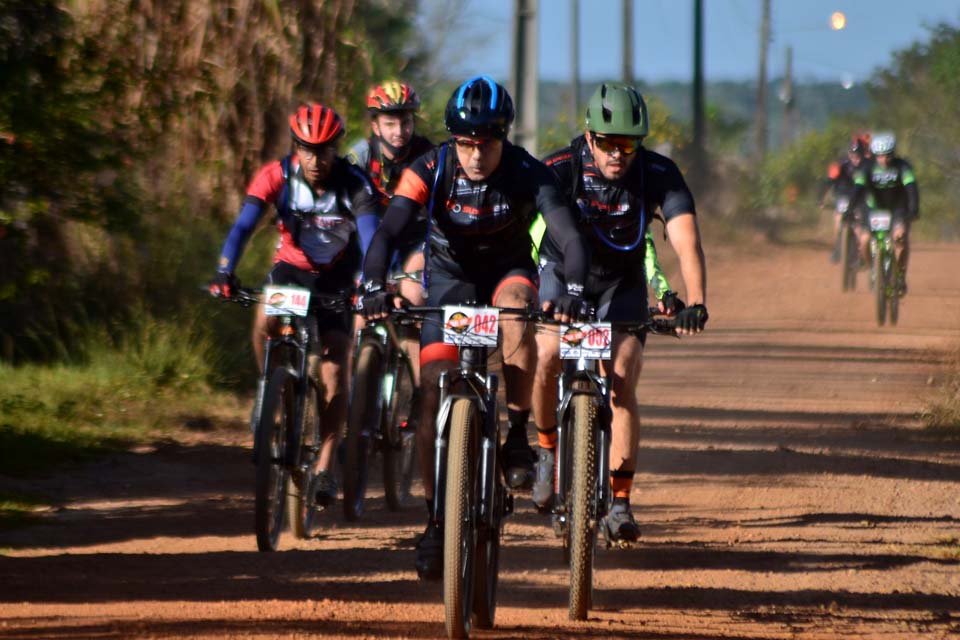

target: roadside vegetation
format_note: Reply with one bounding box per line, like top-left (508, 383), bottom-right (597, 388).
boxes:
top-left (923, 343), bottom-right (960, 434)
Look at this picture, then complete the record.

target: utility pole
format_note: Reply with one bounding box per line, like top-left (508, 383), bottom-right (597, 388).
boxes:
top-left (755, 0), bottom-right (771, 161)
top-left (570, 0), bottom-right (580, 132)
top-left (781, 45), bottom-right (794, 146)
top-left (622, 0), bottom-right (633, 83)
top-left (691, 0), bottom-right (705, 183)
top-left (510, 0), bottom-right (539, 155)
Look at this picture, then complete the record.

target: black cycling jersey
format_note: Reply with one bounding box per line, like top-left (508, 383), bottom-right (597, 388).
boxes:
top-left (362, 140), bottom-right (588, 289)
top-left (540, 135), bottom-right (695, 277)
top-left (827, 157), bottom-right (862, 199)
top-left (348, 134), bottom-right (434, 205)
top-left (851, 157), bottom-right (919, 219)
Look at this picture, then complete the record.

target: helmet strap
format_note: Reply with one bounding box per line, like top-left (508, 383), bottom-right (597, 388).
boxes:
top-left (376, 133), bottom-right (411, 162)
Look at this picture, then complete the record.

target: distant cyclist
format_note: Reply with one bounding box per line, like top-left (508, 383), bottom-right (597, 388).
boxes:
top-left (850, 131), bottom-right (919, 294)
top-left (359, 76), bottom-right (590, 579)
top-left (822, 134), bottom-right (869, 263)
top-left (347, 81), bottom-right (433, 416)
top-left (210, 103), bottom-right (380, 508)
top-left (532, 83), bottom-right (708, 542)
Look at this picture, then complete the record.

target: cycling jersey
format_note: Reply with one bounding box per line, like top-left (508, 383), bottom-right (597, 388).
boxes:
top-left (348, 134), bottom-right (434, 204)
top-left (540, 135), bottom-right (695, 278)
top-left (217, 156), bottom-right (379, 274)
top-left (362, 140), bottom-right (588, 290)
top-left (826, 157), bottom-right (861, 199)
top-left (852, 157), bottom-right (919, 219)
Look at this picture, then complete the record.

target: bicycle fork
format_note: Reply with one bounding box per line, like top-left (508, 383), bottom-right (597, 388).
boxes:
top-left (430, 372), bottom-right (504, 528)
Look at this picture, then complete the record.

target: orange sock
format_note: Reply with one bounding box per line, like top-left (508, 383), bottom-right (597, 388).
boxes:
top-left (610, 472), bottom-right (633, 500)
top-left (536, 425), bottom-right (557, 449)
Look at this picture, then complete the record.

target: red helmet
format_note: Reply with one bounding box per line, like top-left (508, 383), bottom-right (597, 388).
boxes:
top-left (289, 103), bottom-right (344, 147)
top-left (367, 81), bottom-right (420, 114)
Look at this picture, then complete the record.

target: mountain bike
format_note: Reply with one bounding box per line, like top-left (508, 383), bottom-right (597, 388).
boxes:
top-left (544, 311), bottom-right (676, 620)
top-left (342, 310), bottom-right (418, 520)
top-left (217, 286), bottom-right (350, 551)
top-left (397, 304), bottom-right (535, 639)
top-left (836, 198), bottom-right (859, 292)
top-left (867, 209), bottom-right (901, 326)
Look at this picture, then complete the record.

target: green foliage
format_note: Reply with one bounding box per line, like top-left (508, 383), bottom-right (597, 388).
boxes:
top-left (0, 313), bottom-right (219, 476)
top-left (0, 1), bottom-right (428, 365)
top-left (868, 22), bottom-right (960, 238)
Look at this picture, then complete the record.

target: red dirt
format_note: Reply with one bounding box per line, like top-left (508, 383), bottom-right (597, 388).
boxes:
top-left (2, 237), bottom-right (959, 639)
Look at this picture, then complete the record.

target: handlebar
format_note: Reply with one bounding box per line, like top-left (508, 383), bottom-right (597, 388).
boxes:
top-left (206, 286), bottom-right (352, 311)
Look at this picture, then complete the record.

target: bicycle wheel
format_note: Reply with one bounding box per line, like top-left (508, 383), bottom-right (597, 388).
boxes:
top-left (382, 352), bottom-right (416, 511)
top-left (472, 482), bottom-right (502, 629)
top-left (841, 223), bottom-right (857, 292)
top-left (889, 257), bottom-right (900, 326)
top-left (444, 398), bottom-right (478, 639)
top-left (874, 245), bottom-right (887, 326)
top-left (287, 376), bottom-right (321, 539)
top-left (343, 342), bottom-right (382, 521)
top-left (255, 367), bottom-right (294, 552)
top-left (568, 392), bottom-right (599, 621)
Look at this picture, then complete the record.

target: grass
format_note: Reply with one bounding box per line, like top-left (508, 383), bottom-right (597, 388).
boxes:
top-left (923, 343), bottom-right (960, 434)
top-left (0, 491), bottom-right (48, 531)
top-left (0, 313), bottom-right (221, 478)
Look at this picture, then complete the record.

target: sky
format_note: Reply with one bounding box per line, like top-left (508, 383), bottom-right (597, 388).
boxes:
top-left (429, 0), bottom-right (960, 85)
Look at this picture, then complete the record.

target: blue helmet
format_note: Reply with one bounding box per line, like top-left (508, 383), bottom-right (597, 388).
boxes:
top-left (444, 75), bottom-right (515, 139)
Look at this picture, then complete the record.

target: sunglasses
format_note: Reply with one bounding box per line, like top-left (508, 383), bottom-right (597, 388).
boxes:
top-left (590, 134), bottom-right (641, 155)
top-left (297, 143), bottom-right (337, 161)
top-left (454, 137), bottom-right (499, 152)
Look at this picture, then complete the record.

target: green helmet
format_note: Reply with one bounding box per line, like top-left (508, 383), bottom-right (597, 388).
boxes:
top-left (584, 83), bottom-right (648, 137)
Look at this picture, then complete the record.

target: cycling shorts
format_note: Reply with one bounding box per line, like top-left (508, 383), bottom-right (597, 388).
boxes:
top-left (265, 260), bottom-right (355, 336)
top-left (420, 253), bottom-right (539, 366)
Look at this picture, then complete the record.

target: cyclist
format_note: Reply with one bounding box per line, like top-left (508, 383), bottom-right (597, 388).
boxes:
top-left (822, 134), bottom-right (869, 263)
top-left (347, 81), bottom-right (433, 419)
top-left (850, 131), bottom-right (918, 295)
top-left (359, 75), bottom-right (590, 579)
top-left (531, 83), bottom-right (708, 542)
top-left (210, 103), bottom-right (380, 508)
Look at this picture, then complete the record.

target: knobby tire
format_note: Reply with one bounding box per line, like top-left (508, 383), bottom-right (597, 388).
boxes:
top-left (568, 392), bottom-right (599, 621)
top-left (444, 398), bottom-right (478, 639)
top-left (383, 353), bottom-right (416, 511)
top-left (874, 244), bottom-right (887, 326)
top-left (255, 367), bottom-right (294, 552)
top-left (841, 223), bottom-right (857, 292)
top-left (287, 377), bottom-right (321, 539)
top-left (343, 343), bottom-right (382, 521)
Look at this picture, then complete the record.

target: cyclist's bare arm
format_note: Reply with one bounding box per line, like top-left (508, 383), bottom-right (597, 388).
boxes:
top-left (665, 212), bottom-right (706, 306)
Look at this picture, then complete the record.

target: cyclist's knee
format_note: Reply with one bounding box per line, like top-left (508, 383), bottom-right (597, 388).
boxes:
top-left (534, 334), bottom-right (561, 377)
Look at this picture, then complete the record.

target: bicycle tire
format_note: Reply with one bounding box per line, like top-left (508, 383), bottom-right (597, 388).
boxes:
top-left (568, 392), bottom-right (599, 621)
top-left (472, 485), bottom-right (502, 629)
top-left (383, 353), bottom-right (416, 511)
top-left (889, 256), bottom-right (900, 326)
top-left (444, 398), bottom-right (478, 639)
top-left (841, 223), bottom-right (857, 292)
top-left (287, 377), bottom-right (321, 539)
top-left (874, 244), bottom-right (887, 326)
top-left (343, 343), bottom-right (382, 521)
top-left (255, 367), bottom-right (294, 552)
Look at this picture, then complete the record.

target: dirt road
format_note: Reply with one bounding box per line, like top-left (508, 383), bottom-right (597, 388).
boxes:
top-left (2, 238), bottom-right (959, 639)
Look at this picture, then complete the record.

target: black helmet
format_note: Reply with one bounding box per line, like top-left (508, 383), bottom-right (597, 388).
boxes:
top-left (444, 75), bottom-right (515, 139)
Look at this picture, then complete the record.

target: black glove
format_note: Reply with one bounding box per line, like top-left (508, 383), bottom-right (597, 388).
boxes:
top-left (358, 280), bottom-right (394, 319)
top-left (675, 303), bottom-right (708, 333)
top-left (659, 290), bottom-right (685, 316)
top-left (553, 283), bottom-right (594, 323)
top-left (209, 271), bottom-right (238, 298)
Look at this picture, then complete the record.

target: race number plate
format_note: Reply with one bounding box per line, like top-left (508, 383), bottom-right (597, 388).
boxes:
top-left (263, 286), bottom-right (311, 317)
top-left (835, 197), bottom-right (850, 214)
top-left (442, 306), bottom-right (500, 347)
top-left (869, 210), bottom-right (892, 231)
top-left (559, 322), bottom-right (612, 360)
